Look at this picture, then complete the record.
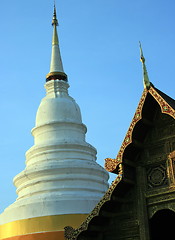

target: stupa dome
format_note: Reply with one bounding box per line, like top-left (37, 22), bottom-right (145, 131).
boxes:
top-left (35, 81), bottom-right (82, 127)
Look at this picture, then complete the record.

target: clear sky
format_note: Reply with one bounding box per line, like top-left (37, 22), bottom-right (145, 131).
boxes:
top-left (0, 0), bottom-right (175, 213)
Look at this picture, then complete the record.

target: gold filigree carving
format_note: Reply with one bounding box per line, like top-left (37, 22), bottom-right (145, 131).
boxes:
top-left (105, 87), bottom-right (175, 173)
top-left (65, 88), bottom-right (175, 239)
top-left (149, 87), bottom-right (175, 119)
top-left (105, 158), bottom-right (121, 172)
top-left (105, 89), bottom-right (148, 173)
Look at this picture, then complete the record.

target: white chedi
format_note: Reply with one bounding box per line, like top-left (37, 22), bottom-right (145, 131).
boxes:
top-left (0, 80), bottom-right (109, 224)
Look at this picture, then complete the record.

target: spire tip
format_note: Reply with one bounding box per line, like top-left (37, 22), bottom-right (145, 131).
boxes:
top-left (52, 2), bottom-right (58, 26)
top-left (139, 42), bottom-right (151, 89)
top-left (46, 3), bottom-right (67, 82)
top-left (139, 41), bottom-right (145, 64)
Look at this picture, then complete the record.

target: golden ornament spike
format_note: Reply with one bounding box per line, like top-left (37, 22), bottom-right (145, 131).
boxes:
top-left (139, 42), bottom-right (151, 89)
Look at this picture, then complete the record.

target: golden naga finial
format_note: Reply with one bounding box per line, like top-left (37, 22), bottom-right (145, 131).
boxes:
top-left (139, 42), bottom-right (151, 89)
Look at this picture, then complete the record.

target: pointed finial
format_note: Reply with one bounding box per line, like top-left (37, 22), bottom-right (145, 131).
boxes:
top-left (139, 42), bottom-right (151, 89)
top-left (46, 4), bottom-right (67, 82)
top-left (52, 3), bottom-right (58, 26)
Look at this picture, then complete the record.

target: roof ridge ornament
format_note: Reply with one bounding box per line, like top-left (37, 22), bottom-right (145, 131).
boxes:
top-left (139, 42), bottom-right (151, 89)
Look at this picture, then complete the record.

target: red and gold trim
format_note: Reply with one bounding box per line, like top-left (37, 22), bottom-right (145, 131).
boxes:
top-left (149, 87), bottom-right (175, 119)
top-left (105, 86), bottom-right (175, 173)
top-left (65, 86), bottom-right (175, 239)
top-left (105, 89), bottom-right (148, 172)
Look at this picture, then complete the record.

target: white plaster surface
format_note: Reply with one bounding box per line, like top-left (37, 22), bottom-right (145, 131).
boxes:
top-left (0, 80), bottom-right (109, 225)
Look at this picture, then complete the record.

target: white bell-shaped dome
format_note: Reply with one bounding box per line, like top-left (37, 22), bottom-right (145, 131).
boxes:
top-left (36, 81), bottom-right (82, 126)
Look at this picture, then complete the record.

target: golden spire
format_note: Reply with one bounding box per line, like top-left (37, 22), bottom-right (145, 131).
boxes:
top-left (46, 4), bottom-right (67, 82)
top-left (52, 5), bottom-right (59, 45)
top-left (139, 42), bottom-right (151, 89)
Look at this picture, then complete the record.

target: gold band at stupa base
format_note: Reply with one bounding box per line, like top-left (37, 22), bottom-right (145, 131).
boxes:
top-left (2, 231), bottom-right (64, 240)
top-left (0, 214), bottom-right (88, 240)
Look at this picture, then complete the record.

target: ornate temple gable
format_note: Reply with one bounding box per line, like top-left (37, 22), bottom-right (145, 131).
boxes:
top-left (105, 86), bottom-right (175, 173)
top-left (139, 94), bottom-right (175, 195)
top-left (65, 86), bottom-right (175, 240)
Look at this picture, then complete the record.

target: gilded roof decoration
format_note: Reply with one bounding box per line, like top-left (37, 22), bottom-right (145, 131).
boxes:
top-left (139, 42), bottom-right (151, 89)
top-left (64, 42), bottom-right (175, 239)
top-left (105, 89), bottom-right (148, 172)
top-left (105, 86), bottom-right (175, 173)
top-left (64, 85), bottom-right (175, 240)
top-left (149, 87), bottom-right (175, 119)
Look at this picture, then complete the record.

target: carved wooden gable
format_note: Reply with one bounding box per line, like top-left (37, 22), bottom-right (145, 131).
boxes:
top-left (65, 86), bottom-right (175, 240)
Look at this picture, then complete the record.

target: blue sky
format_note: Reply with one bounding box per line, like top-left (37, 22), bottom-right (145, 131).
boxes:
top-left (0, 0), bottom-right (175, 213)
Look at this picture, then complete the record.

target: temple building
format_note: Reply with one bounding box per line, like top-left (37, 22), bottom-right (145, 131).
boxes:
top-left (65, 45), bottom-right (175, 239)
top-left (0, 6), bottom-right (109, 240)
